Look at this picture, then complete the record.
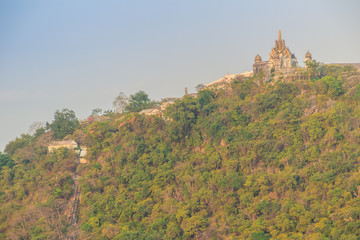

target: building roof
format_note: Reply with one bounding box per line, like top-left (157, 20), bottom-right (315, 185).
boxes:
top-left (48, 140), bottom-right (77, 147)
top-left (79, 148), bottom-right (87, 157)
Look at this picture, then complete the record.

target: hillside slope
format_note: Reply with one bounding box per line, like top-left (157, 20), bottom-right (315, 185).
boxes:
top-left (1, 64), bottom-right (360, 239)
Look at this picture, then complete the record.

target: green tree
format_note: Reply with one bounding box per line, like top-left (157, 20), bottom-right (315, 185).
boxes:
top-left (4, 134), bottom-right (33, 155)
top-left (125, 91), bottom-right (158, 112)
top-left (197, 89), bottom-right (214, 110)
top-left (195, 84), bottom-right (206, 92)
top-left (251, 232), bottom-right (270, 240)
top-left (352, 84), bottom-right (360, 100)
top-left (166, 95), bottom-right (199, 141)
top-left (306, 60), bottom-right (325, 80)
top-left (50, 109), bottom-right (79, 139)
top-left (322, 76), bottom-right (344, 99)
top-left (0, 152), bottom-right (15, 170)
top-left (91, 108), bottom-right (103, 116)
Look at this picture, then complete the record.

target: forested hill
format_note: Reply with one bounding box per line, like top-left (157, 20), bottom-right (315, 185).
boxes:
top-left (1, 64), bottom-right (360, 239)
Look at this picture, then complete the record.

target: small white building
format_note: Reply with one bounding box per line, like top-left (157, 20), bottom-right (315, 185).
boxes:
top-left (48, 140), bottom-right (78, 152)
top-left (79, 147), bottom-right (88, 164)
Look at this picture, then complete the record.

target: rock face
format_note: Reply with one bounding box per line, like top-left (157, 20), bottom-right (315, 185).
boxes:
top-left (253, 30), bottom-right (300, 78)
top-left (206, 72), bottom-right (252, 89)
top-left (139, 108), bottom-right (161, 116)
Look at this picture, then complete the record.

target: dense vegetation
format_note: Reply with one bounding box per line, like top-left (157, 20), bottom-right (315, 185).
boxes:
top-left (1, 64), bottom-right (360, 239)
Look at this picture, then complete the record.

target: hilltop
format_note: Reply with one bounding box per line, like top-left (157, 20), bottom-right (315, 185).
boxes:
top-left (332, 63), bottom-right (360, 71)
top-left (1, 63), bottom-right (360, 239)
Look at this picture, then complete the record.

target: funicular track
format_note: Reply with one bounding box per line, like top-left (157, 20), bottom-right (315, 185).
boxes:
top-left (64, 152), bottom-right (81, 240)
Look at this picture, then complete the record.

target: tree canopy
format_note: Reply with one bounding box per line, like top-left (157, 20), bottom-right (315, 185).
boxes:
top-left (0, 152), bottom-right (15, 170)
top-left (50, 109), bottom-right (79, 139)
top-left (125, 91), bottom-right (158, 112)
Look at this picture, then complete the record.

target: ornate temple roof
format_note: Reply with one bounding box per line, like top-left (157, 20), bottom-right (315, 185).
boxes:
top-left (269, 30), bottom-right (293, 60)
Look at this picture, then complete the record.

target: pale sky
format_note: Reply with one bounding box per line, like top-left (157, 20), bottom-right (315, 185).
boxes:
top-left (1, 0), bottom-right (360, 151)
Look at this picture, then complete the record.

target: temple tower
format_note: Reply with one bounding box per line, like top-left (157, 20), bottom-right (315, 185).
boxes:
top-left (305, 51), bottom-right (312, 63)
top-left (268, 30), bottom-right (298, 72)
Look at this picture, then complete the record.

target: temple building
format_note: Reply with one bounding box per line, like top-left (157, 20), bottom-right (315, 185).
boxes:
top-left (253, 30), bottom-right (305, 77)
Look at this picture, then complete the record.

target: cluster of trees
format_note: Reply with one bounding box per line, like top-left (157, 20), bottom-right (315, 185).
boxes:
top-left (49, 109), bottom-right (80, 139)
top-left (1, 64), bottom-right (360, 239)
top-left (113, 91), bottom-right (158, 113)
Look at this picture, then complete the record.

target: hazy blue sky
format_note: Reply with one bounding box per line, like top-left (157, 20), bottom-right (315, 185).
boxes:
top-left (1, 0), bottom-right (360, 150)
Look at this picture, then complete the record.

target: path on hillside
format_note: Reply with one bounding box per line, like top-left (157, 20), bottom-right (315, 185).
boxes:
top-left (64, 149), bottom-right (83, 240)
